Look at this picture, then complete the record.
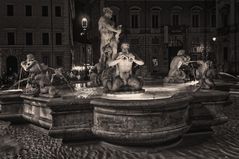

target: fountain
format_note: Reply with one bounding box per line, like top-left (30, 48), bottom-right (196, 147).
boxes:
top-left (0, 7), bottom-right (230, 148)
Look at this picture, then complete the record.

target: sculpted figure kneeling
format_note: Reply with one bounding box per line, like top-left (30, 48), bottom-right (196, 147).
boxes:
top-left (164, 50), bottom-right (191, 83)
top-left (21, 54), bottom-right (58, 96)
top-left (195, 60), bottom-right (216, 89)
top-left (104, 43), bottom-right (144, 91)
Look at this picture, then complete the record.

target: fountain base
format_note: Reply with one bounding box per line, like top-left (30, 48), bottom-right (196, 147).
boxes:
top-left (0, 86), bottom-right (231, 147)
top-left (91, 95), bottom-right (191, 146)
top-left (189, 90), bottom-right (230, 133)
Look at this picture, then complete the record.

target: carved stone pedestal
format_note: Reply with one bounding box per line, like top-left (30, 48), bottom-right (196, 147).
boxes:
top-left (48, 98), bottom-right (94, 142)
top-left (0, 90), bottom-right (24, 123)
top-left (20, 95), bottom-right (53, 129)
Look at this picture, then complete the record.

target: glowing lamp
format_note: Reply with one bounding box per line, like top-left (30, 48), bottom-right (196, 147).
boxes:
top-left (82, 17), bottom-right (88, 30)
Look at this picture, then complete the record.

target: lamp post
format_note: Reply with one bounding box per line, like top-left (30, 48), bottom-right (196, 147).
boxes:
top-left (81, 17), bottom-right (88, 81)
top-left (212, 37), bottom-right (217, 64)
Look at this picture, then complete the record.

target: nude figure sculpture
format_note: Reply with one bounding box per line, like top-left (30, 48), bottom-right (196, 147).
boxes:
top-left (98, 7), bottom-right (122, 63)
top-left (164, 50), bottom-right (191, 83)
top-left (105, 43), bottom-right (144, 91)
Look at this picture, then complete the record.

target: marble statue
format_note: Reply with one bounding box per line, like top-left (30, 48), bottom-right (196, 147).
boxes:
top-left (90, 9), bottom-right (122, 87)
top-left (89, 60), bottom-right (105, 86)
top-left (90, 7), bottom-right (144, 91)
top-left (98, 7), bottom-right (122, 62)
top-left (89, 43), bottom-right (114, 86)
top-left (164, 50), bottom-right (191, 83)
top-left (104, 43), bottom-right (144, 91)
top-left (195, 60), bottom-right (216, 89)
top-left (21, 54), bottom-right (58, 96)
top-left (21, 54), bottom-right (45, 74)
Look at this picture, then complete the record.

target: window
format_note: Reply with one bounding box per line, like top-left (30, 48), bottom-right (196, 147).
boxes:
top-left (191, 6), bottom-right (202, 28)
top-left (152, 37), bottom-right (159, 44)
top-left (111, 6), bottom-right (120, 25)
top-left (25, 5), bottom-right (32, 16)
top-left (151, 8), bottom-right (161, 29)
top-left (130, 7), bottom-right (141, 29)
top-left (192, 14), bottom-right (199, 27)
top-left (220, 5), bottom-right (230, 27)
top-left (42, 33), bottom-right (49, 45)
top-left (42, 56), bottom-right (49, 65)
top-left (55, 33), bottom-right (62, 45)
top-left (172, 14), bottom-right (179, 26)
top-left (55, 6), bottom-right (61, 17)
top-left (152, 15), bottom-right (159, 28)
top-left (222, 14), bottom-right (228, 27)
top-left (171, 6), bottom-right (182, 26)
top-left (42, 6), bottom-right (48, 16)
top-left (131, 39), bottom-right (139, 44)
top-left (26, 32), bottom-right (33, 45)
top-left (237, 4), bottom-right (239, 23)
top-left (223, 47), bottom-right (228, 61)
top-left (7, 5), bottom-right (14, 16)
top-left (131, 15), bottom-right (139, 28)
top-left (7, 32), bottom-right (15, 45)
top-left (211, 14), bottom-right (216, 27)
top-left (222, 13), bottom-right (229, 27)
top-left (56, 56), bottom-right (63, 67)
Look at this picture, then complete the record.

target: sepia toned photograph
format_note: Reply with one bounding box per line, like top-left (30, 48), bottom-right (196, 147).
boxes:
top-left (0, 0), bottom-right (239, 158)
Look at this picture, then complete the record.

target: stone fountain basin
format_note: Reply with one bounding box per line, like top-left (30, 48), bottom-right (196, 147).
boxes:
top-left (0, 84), bottom-right (231, 147)
top-left (91, 94), bottom-right (192, 146)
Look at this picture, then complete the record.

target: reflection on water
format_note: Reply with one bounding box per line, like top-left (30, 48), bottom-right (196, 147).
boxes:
top-left (71, 81), bottom-right (199, 100)
top-left (102, 81), bottom-right (199, 100)
top-left (1, 89), bottom-right (23, 93)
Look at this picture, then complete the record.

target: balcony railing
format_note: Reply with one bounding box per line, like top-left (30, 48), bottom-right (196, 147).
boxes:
top-left (123, 25), bottom-right (216, 35)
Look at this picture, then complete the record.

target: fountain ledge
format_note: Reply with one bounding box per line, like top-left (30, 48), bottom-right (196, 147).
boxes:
top-left (0, 89), bottom-right (231, 146)
top-left (189, 90), bottom-right (230, 133)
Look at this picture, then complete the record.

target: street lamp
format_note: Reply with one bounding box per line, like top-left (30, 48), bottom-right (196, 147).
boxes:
top-left (212, 37), bottom-right (217, 63)
top-left (82, 17), bottom-right (88, 30)
top-left (81, 17), bottom-right (88, 81)
top-left (212, 37), bottom-right (216, 42)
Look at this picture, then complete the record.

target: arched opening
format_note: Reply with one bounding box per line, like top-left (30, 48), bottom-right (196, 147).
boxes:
top-left (151, 7), bottom-right (161, 29)
top-left (130, 6), bottom-right (141, 29)
top-left (6, 56), bottom-right (18, 76)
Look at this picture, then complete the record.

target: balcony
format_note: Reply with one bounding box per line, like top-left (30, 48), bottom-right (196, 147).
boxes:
top-left (128, 27), bottom-right (163, 34)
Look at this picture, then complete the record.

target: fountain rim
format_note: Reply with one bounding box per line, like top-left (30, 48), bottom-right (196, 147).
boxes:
top-left (91, 94), bottom-right (192, 109)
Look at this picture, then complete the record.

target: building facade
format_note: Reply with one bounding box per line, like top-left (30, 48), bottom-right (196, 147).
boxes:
top-left (216, 0), bottom-right (239, 74)
top-left (0, 0), bottom-right (73, 77)
top-left (86, 0), bottom-right (216, 74)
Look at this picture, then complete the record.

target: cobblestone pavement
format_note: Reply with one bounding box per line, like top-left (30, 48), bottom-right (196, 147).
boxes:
top-left (1, 104), bottom-right (239, 159)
